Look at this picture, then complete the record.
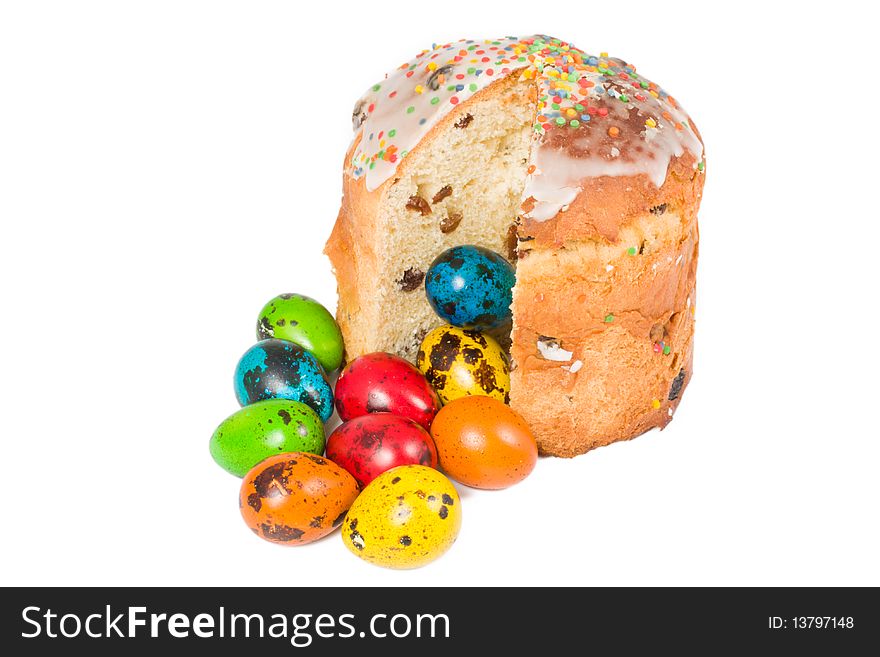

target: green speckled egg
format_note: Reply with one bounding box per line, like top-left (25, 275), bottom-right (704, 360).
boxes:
top-left (342, 465), bottom-right (461, 569)
top-left (256, 293), bottom-right (344, 372)
top-left (210, 399), bottom-right (325, 477)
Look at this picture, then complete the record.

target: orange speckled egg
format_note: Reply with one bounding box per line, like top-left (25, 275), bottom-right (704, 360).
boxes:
top-left (239, 452), bottom-right (359, 545)
top-left (430, 396), bottom-right (537, 490)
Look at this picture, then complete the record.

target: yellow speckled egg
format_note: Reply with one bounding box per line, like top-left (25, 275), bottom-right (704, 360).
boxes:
top-left (341, 465), bottom-right (461, 569)
top-left (416, 325), bottom-right (510, 404)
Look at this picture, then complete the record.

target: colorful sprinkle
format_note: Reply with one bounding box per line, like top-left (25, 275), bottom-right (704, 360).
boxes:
top-left (348, 35), bottom-right (702, 191)
top-left (604, 314), bottom-right (614, 323)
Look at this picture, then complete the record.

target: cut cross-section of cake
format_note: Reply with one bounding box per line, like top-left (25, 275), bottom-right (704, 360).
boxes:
top-left (325, 35), bottom-right (705, 457)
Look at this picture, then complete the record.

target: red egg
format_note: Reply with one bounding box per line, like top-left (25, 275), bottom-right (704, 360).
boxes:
top-left (334, 352), bottom-right (441, 429)
top-left (325, 413), bottom-right (438, 487)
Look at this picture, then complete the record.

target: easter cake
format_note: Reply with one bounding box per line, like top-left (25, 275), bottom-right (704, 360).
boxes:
top-left (325, 35), bottom-right (705, 457)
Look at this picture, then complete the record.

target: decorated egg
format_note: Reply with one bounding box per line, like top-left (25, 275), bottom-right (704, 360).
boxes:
top-left (430, 396), bottom-right (537, 489)
top-left (209, 400), bottom-right (324, 477)
top-left (240, 453), bottom-right (359, 545)
top-left (334, 352), bottom-right (441, 429)
top-left (416, 326), bottom-right (510, 404)
top-left (425, 245), bottom-right (515, 330)
top-left (256, 293), bottom-right (344, 372)
top-left (342, 465), bottom-right (461, 569)
top-left (326, 413), bottom-right (438, 487)
top-left (233, 339), bottom-right (333, 421)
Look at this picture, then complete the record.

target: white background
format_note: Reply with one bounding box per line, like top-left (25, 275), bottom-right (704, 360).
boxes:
top-left (2, 1), bottom-right (878, 587)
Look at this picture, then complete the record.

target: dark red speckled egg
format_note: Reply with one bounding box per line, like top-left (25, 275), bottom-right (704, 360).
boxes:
top-left (334, 352), bottom-right (441, 430)
top-left (325, 413), bottom-right (438, 487)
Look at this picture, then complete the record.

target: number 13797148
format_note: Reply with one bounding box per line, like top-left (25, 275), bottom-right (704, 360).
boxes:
top-left (768, 616), bottom-right (854, 630)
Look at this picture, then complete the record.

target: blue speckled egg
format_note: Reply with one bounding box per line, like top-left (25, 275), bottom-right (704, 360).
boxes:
top-left (425, 245), bottom-right (515, 330)
top-left (234, 339), bottom-right (333, 421)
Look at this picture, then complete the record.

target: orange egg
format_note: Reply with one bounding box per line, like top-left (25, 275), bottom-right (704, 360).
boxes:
top-left (239, 452), bottom-right (359, 545)
top-left (430, 396), bottom-right (537, 489)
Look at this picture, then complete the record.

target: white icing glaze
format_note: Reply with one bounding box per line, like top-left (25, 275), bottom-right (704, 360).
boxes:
top-left (521, 151), bottom-right (581, 221)
top-left (349, 36), bottom-right (704, 220)
top-left (350, 37), bottom-right (529, 192)
top-left (536, 338), bottom-right (573, 362)
top-left (523, 69), bottom-right (702, 221)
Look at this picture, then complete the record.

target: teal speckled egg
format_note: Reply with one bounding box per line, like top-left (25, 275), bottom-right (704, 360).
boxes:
top-left (256, 293), bottom-right (344, 372)
top-left (210, 399), bottom-right (325, 477)
top-left (233, 339), bottom-right (334, 421)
